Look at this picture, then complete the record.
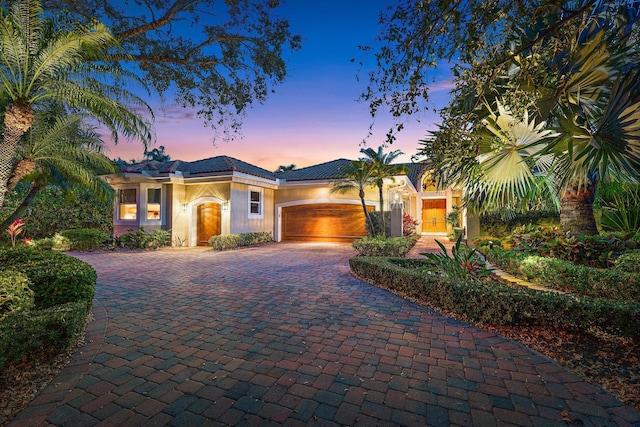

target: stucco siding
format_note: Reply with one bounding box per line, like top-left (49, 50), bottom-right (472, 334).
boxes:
top-left (274, 186), bottom-right (377, 206)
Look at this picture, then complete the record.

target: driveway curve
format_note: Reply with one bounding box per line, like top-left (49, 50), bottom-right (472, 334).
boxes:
top-left (11, 242), bottom-right (640, 426)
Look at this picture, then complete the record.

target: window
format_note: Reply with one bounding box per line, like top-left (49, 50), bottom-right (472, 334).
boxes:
top-left (147, 188), bottom-right (161, 220)
top-left (249, 189), bottom-right (262, 217)
top-left (118, 189), bottom-right (137, 220)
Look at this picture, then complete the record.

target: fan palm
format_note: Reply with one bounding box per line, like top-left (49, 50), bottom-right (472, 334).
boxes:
top-left (330, 160), bottom-right (377, 235)
top-left (360, 146), bottom-right (407, 235)
top-left (0, 112), bottom-right (118, 229)
top-left (0, 0), bottom-right (153, 208)
top-left (446, 3), bottom-right (640, 235)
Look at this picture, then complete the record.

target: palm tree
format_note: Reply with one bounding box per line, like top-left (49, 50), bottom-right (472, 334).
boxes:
top-left (359, 146), bottom-right (407, 235)
top-left (330, 160), bottom-right (377, 235)
top-left (0, 112), bottom-right (117, 229)
top-left (144, 145), bottom-right (171, 162)
top-left (275, 164), bottom-right (296, 173)
top-left (0, 0), bottom-right (153, 209)
top-left (429, 3), bottom-right (640, 235)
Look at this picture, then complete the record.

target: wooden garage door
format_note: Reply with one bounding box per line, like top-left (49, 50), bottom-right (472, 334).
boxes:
top-left (197, 202), bottom-right (221, 246)
top-left (282, 203), bottom-right (372, 242)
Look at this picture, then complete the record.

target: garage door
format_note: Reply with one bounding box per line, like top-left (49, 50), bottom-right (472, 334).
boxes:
top-left (282, 203), bottom-right (372, 242)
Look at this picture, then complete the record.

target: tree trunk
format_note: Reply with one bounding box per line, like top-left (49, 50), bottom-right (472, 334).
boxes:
top-left (359, 189), bottom-right (375, 236)
top-left (7, 158), bottom-right (36, 192)
top-left (0, 182), bottom-right (43, 231)
top-left (560, 179), bottom-right (599, 235)
top-left (0, 102), bottom-right (35, 208)
top-left (378, 183), bottom-right (385, 236)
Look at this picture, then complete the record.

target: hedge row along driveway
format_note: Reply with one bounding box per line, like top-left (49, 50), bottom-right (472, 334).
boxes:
top-left (11, 243), bottom-right (640, 426)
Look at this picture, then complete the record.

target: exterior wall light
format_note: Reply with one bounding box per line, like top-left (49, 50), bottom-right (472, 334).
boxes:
top-left (181, 203), bottom-right (188, 212)
top-left (222, 201), bottom-right (230, 211)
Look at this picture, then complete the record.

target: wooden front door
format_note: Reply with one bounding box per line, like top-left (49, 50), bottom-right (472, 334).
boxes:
top-left (197, 203), bottom-right (221, 246)
top-left (422, 199), bottom-right (447, 233)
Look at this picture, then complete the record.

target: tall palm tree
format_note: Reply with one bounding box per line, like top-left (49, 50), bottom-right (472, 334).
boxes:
top-left (0, 0), bottom-right (153, 208)
top-left (0, 112), bottom-right (117, 229)
top-left (360, 146), bottom-right (407, 235)
top-left (331, 160), bottom-right (377, 235)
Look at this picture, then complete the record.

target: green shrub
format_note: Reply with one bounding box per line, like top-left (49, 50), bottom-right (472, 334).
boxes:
top-left (27, 237), bottom-right (55, 250)
top-left (208, 232), bottom-right (273, 250)
top-left (350, 257), bottom-right (640, 337)
top-left (419, 235), bottom-right (492, 282)
top-left (117, 228), bottom-right (170, 249)
top-left (60, 228), bottom-right (109, 251)
top-left (472, 236), bottom-right (503, 252)
top-left (0, 270), bottom-right (34, 320)
top-left (352, 235), bottom-right (419, 257)
top-left (505, 226), bottom-right (633, 268)
top-left (507, 225), bottom-right (563, 253)
top-left (614, 250), bottom-right (640, 274)
top-left (480, 210), bottom-right (559, 238)
top-left (0, 248), bottom-right (96, 309)
top-left (0, 301), bottom-right (89, 370)
top-left (1, 183), bottom-right (113, 238)
top-left (486, 249), bottom-right (640, 302)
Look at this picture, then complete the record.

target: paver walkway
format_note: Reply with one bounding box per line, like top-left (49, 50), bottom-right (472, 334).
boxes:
top-left (9, 241), bottom-right (640, 426)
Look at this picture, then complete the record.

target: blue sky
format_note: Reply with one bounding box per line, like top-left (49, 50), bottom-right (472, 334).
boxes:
top-left (107, 1), bottom-right (453, 171)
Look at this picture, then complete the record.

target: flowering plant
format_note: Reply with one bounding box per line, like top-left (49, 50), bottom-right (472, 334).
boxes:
top-left (6, 219), bottom-right (25, 247)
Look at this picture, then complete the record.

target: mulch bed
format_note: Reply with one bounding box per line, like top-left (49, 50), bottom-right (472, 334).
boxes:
top-left (484, 324), bottom-right (639, 409)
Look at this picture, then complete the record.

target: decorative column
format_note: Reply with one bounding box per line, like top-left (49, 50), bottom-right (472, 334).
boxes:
top-left (390, 192), bottom-right (403, 237)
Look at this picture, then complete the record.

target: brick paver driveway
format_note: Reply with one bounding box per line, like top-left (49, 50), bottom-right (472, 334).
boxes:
top-left (11, 242), bottom-right (640, 426)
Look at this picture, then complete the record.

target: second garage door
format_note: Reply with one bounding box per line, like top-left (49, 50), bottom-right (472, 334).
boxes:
top-left (282, 203), bottom-right (372, 242)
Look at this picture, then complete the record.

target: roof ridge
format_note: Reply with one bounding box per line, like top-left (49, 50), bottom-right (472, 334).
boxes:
top-left (221, 156), bottom-right (237, 171)
top-left (168, 160), bottom-right (182, 173)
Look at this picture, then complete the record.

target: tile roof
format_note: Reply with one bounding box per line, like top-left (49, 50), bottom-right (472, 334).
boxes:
top-left (121, 156), bottom-right (277, 180)
top-left (120, 156), bottom-right (429, 188)
top-left (184, 156), bottom-right (276, 180)
top-left (275, 159), bottom-right (353, 181)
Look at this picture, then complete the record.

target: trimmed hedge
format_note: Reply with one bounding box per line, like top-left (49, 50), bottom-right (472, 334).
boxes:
top-left (350, 257), bottom-right (640, 337)
top-left (0, 249), bottom-right (96, 370)
top-left (117, 228), bottom-right (171, 249)
top-left (352, 235), bottom-right (419, 257)
top-left (0, 270), bottom-right (34, 319)
top-left (59, 228), bottom-right (109, 251)
top-left (485, 248), bottom-right (640, 302)
top-left (0, 248), bottom-right (96, 309)
top-left (615, 250), bottom-right (640, 274)
top-left (0, 301), bottom-right (88, 369)
top-left (208, 232), bottom-right (273, 250)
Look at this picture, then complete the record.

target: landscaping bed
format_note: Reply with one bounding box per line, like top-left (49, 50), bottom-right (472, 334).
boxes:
top-left (0, 248), bottom-right (96, 425)
top-left (350, 238), bottom-right (640, 409)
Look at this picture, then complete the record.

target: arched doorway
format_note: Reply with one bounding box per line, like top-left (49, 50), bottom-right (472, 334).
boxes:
top-left (197, 202), bottom-right (221, 246)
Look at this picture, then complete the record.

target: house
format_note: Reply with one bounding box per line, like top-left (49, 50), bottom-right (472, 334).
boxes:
top-left (105, 156), bottom-right (467, 246)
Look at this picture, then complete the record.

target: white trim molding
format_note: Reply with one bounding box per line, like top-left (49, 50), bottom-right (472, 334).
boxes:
top-left (187, 196), bottom-right (230, 247)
